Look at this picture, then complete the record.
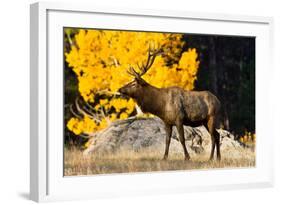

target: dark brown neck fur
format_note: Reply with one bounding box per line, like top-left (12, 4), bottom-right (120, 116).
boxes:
top-left (134, 84), bottom-right (163, 116)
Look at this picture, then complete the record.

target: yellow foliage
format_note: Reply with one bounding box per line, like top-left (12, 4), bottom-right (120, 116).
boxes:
top-left (120, 112), bottom-right (129, 120)
top-left (239, 131), bottom-right (256, 146)
top-left (67, 117), bottom-right (81, 135)
top-left (67, 116), bottom-right (99, 135)
top-left (65, 29), bottom-right (200, 135)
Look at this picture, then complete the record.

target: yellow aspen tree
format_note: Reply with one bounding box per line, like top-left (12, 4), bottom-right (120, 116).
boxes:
top-left (65, 29), bottom-right (200, 137)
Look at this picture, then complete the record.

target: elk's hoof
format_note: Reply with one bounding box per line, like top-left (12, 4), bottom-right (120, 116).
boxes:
top-left (162, 156), bottom-right (168, 161)
top-left (208, 157), bottom-right (214, 161)
top-left (184, 156), bottom-right (191, 161)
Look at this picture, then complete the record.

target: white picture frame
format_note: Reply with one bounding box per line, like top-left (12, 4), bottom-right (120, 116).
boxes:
top-left (30, 2), bottom-right (274, 202)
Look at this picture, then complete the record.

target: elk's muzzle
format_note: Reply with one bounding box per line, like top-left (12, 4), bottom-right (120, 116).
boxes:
top-left (118, 87), bottom-right (127, 96)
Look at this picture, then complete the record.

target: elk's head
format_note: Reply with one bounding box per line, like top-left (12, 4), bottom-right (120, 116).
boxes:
top-left (118, 77), bottom-right (148, 98)
top-left (118, 45), bottom-right (162, 98)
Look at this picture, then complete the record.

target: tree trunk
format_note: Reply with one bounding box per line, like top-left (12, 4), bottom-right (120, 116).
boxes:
top-left (209, 37), bottom-right (218, 95)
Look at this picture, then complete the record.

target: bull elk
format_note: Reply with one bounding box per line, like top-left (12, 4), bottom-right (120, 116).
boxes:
top-left (118, 45), bottom-right (221, 161)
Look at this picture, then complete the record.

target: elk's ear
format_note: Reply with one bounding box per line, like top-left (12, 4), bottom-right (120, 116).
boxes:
top-left (135, 77), bottom-right (147, 86)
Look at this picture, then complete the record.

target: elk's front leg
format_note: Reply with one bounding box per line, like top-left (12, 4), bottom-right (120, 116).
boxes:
top-left (176, 122), bottom-right (190, 160)
top-left (163, 124), bottom-right (172, 160)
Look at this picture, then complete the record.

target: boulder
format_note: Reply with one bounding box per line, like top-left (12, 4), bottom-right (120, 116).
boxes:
top-left (83, 117), bottom-right (248, 158)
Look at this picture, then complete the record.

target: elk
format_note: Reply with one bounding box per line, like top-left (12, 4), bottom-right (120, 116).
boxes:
top-left (118, 45), bottom-right (221, 161)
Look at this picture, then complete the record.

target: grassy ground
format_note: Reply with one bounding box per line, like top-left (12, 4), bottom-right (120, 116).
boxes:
top-left (64, 146), bottom-right (255, 176)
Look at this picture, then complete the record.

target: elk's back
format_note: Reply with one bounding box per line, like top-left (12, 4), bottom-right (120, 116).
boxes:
top-left (182, 90), bottom-right (220, 122)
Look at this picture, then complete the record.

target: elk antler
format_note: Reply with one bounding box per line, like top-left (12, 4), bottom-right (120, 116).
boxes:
top-left (127, 43), bottom-right (162, 78)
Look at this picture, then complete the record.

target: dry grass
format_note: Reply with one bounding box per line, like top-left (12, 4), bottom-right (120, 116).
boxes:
top-left (64, 147), bottom-right (255, 176)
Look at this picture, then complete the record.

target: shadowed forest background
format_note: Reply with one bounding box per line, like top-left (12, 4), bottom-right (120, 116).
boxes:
top-left (186, 35), bottom-right (255, 135)
top-left (64, 28), bottom-right (255, 148)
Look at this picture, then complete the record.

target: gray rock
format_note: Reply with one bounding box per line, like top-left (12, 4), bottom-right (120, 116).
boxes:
top-left (83, 117), bottom-right (247, 158)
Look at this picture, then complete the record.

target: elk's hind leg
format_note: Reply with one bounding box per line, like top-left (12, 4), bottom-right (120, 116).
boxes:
top-left (163, 124), bottom-right (172, 160)
top-left (207, 117), bottom-right (216, 161)
top-left (215, 130), bottom-right (221, 160)
top-left (176, 122), bottom-right (190, 160)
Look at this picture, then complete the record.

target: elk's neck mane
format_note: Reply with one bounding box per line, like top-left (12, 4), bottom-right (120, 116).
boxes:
top-left (134, 84), bottom-right (163, 116)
